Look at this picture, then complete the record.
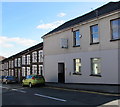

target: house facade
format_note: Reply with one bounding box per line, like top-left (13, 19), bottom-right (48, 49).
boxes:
top-left (42, 2), bottom-right (120, 85)
top-left (0, 56), bottom-right (5, 76)
top-left (2, 42), bottom-right (43, 82)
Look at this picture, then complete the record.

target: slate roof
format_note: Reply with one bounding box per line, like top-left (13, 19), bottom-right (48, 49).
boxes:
top-left (42, 1), bottom-right (120, 38)
top-left (2, 42), bottom-right (43, 62)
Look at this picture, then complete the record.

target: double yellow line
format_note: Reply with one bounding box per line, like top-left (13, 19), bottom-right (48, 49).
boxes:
top-left (45, 86), bottom-right (120, 96)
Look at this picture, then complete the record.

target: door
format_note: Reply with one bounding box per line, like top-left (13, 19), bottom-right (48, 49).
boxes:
top-left (58, 63), bottom-right (65, 83)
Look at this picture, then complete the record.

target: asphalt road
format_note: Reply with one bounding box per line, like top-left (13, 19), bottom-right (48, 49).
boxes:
top-left (1, 84), bottom-right (120, 106)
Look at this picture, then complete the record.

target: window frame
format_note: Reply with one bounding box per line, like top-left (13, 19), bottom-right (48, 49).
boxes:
top-left (110, 18), bottom-right (120, 41)
top-left (90, 58), bottom-right (101, 77)
top-left (73, 58), bottom-right (82, 75)
top-left (90, 24), bottom-right (99, 45)
top-left (73, 30), bottom-right (80, 47)
top-left (32, 51), bottom-right (37, 63)
top-left (32, 65), bottom-right (37, 75)
top-left (27, 54), bottom-right (31, 65)
top-left (18, 58), bottom-right (21, 67)
top-left (38, 50), bottom-right (43, 62)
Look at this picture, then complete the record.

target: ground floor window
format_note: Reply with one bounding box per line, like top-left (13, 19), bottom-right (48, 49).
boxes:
top-left (32, 65), bottom-right (37, 75)
top-left (6, 70), bottom-right (8, 76)
top-left (27, 67), bottom-right (31, 75)
top-left (15, 69), bottom-right (18, 77)
top-left (22, 67), bottom-right (26, 77)
top-left (38, 65), bottom-right (43, 75)
top-left (11, 70), bottom-right (14, 76)
top-left (91, 58), bottom-right (101, 76)
top-left (73, 58), bottom-right (81, 74)
top-left (9, 70), bottom-right (12, 76)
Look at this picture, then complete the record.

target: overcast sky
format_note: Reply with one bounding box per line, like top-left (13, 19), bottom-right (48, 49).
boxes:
top-left (0, 0), bottom-right (119, 58)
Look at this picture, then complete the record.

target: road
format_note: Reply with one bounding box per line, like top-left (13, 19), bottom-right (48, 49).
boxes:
top-left (1, 84), bottom-right (120, 106)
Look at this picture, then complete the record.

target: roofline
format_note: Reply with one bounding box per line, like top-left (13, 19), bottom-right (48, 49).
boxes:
top-left (2, 42), bottom-right (43, 62)
top-left (41, 1), bottom-right (119, 39)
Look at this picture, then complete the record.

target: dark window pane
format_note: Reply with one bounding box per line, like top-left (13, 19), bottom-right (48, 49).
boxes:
top-left (73, 30), bottom-right (80, 46)
top-left (91, 25), bottom-right (99, 43)
top-left (111, 19), bottom-right (120, 40)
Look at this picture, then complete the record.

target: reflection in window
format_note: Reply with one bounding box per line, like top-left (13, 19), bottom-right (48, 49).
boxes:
top-left (111, 19), bottom-right (120, 40)
top-left (73, 30), bottom-right (80, 46)
top-left (90, 25), bottom-right (99, 43)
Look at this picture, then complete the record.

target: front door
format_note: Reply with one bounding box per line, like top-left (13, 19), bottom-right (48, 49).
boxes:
top-left (58, 63), bottom-right (65, 83)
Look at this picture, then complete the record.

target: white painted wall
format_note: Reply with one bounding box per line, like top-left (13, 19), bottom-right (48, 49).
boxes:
top-left (44, 49), bottom-right (119, 84)
top-left (43, 11), bottom-right (120, 84)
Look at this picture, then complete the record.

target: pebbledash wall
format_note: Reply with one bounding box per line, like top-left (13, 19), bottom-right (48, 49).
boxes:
top-left (42, 2), bottom-right (120, 84)
top-left (2, 42), bottom-right (43, 82)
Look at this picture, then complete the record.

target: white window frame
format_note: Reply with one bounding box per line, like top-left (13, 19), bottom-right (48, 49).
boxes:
top-left (22, 67), bottom-right (26, 77)
top-left (91, 58), bottom-right (101, 76)
top-left (22, 55), bottom-right (26, 65)
top-left (73, 58), bottom-right (81, 74)
top-left (27, 67), bottom-right (31, 75)
top-left (15, 59), bottom-right (17, 67)
top-left (32, 51), bottom-right (37, 63)
top-left (38, 50), bottom-right (43, 62)
top-left (27, 55), bottom-right (31, 65)
top-left (18, 58), bottom-right (21, 67)
top-left (32, 65), bottom-right (37, 75)
top-left (38, 65), bottom-right (43, 75)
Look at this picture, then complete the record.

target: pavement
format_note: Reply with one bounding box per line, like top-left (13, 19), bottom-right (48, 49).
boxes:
top-left (45, 82), bottom-right (120, 95)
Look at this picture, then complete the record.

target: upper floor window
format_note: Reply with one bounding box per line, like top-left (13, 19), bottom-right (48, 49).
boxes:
top-left (22, 55), bottom-right (26, 65)
top-left (9, 61), bottom-right (11, 68)
top-left (73, 58), bottom-right (81, 74)
top-left (111, 18), bottom-right (120, 40)
top-left (32, 51), bottom-right (37, 63)
top-left (38, 50), bottom-right (43, 62)
top-left (14, 59), bottom-right (17, 67)
top-left (73, 30), bottom-right (80, 46)
top-left (27, 55), bottom-right (30, 65)
top-left (18, 58), bottom-right (21, 67)
top-left (4, 62), bottom-right (8, 69)
top-left (90, 25), bottom-right (99, 44)
top-left (11, 60), bottom-right (13, 68)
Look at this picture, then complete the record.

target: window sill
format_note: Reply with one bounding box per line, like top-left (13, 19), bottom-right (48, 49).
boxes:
top-left (73, 72), bottom-right (82, 75)
top-left (73, 45), bottom-right (80, 47)
top-left (90, 42), bottom-right (99, 45)
top-left (110, 39), bottom-right (120, 42)
top-left (90, 74), bottom-right (102, 77)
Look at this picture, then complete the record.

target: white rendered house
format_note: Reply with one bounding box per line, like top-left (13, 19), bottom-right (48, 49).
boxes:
top-left (42, 2), bottom-right (120, 85)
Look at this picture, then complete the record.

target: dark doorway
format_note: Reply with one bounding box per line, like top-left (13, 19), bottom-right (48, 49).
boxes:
top-left (58, 63), bottom-right (65, 83)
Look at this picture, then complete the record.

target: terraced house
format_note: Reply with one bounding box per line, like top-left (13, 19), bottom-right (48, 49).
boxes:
top-left (42, 2), bottom-right (120, 85)
top-left (2, 42), bottom-right (43, 82)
